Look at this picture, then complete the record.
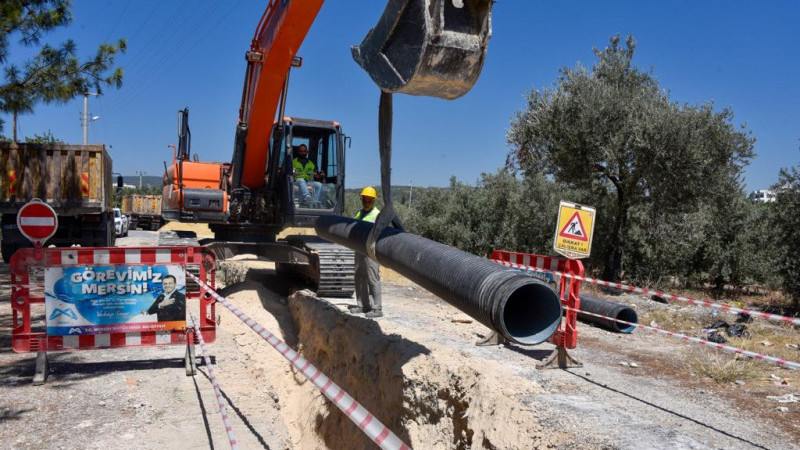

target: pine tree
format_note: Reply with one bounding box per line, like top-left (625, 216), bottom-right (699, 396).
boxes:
top-left (0, 0), bottom-right (126, 141)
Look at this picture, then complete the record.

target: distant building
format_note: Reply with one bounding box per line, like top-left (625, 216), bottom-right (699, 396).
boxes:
top-left (749, 189), bottom-right (776, 203)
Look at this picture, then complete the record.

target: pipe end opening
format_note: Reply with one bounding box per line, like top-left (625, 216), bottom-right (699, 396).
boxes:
top-left (501, 281), bottom-right (562, 345)
top-left (615, 308), bottom-right (638, 333)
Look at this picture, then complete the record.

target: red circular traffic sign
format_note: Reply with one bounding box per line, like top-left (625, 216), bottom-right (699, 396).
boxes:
top-left (17, 199), bottom-right (58, 246)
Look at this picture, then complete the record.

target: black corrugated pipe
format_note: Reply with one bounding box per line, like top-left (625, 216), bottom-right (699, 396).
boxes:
top-left (315, 216), bottom-right (562, 345)
top-left (577, 294), bottom-right (638, 333)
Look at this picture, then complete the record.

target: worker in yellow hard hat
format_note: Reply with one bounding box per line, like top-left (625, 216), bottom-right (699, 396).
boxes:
top-left (350, 186), bottom-right (382, 318)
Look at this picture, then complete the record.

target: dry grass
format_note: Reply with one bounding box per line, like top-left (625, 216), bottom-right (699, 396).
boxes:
top-left (687, 350), bottom-right (761, 384)
top-left (642, 306), bottom-right (800, 385)
top-left (641, 309), bottom-right (700, 333)
top-left (731, 321), bottom-right (800, 363)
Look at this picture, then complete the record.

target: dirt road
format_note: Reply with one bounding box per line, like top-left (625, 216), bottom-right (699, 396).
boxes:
top-left (0, 231), bottom-right (797, 449)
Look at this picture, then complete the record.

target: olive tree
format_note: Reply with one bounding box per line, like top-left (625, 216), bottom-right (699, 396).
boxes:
top-left (506, 35), bottom-right (754, 282)
top-left (773, 164), bottom-right (800, 310)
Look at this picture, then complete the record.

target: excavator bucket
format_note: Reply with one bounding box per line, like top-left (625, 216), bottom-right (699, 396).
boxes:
top-left (352, 0), bottom-right (493, 99)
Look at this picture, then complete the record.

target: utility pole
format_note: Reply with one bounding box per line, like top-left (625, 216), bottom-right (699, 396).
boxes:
top-left (136, 171), bottom-right (146, 189)
top-left (82, 92), bottom-right (100, 145)
top-left (408, 180), bottom-right (413, 208)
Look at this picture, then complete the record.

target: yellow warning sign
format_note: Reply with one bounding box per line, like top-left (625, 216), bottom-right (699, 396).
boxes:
top-left (554, 201), bottom-right (596, 259)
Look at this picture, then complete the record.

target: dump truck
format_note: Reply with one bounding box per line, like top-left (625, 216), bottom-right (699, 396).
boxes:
top-left (0, 142), bottom-right (116, 261)
top-left (121, 194), bottom-right (164, 231)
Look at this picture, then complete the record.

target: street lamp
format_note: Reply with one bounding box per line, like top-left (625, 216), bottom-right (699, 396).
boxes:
top-left (135, 171), bottom-right (146, 189)
top-left (82, 92), bottom-right (100, 145)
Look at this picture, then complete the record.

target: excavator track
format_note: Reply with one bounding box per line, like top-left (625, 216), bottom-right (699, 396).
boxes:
top-left (283, 235), bottom-right (355, 298)
top-left (158, 230), bottom-right (354, 297)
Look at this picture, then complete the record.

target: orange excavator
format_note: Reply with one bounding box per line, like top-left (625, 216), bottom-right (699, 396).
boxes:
top-left (161, 0), bottom-right (493, 296)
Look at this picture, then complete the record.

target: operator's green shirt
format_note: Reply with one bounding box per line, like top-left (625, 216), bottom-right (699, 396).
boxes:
top-left (355, 207), bottom-right (380, 223)
top-left (293, 157), bottom-right (315, 181)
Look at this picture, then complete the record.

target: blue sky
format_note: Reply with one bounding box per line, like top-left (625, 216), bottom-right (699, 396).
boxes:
top-left (3, 0), bottom-right (799, 191)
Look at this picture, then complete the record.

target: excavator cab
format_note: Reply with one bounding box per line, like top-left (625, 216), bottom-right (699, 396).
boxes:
top-left (274, 117), bottom-right (346, 228)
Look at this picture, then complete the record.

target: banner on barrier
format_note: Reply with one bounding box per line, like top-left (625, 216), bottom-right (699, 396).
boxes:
top-left (45, 264), bottom-right (187, 336)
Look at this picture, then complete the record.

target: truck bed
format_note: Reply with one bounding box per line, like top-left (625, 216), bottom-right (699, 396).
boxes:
top-left (0, 142), bottom-right (112, 214)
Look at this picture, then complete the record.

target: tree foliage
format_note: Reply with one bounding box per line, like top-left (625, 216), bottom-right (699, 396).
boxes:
top-left (773, 164), bottom-right (800, 310)
top-left (24, 129), bottom-right (63, 143)
top-left (400, 171), bottom-right (581, 257)
top-left (506, 35), bottom-right (755, 281)
top-left (0, 0), bottom-right (126, 141)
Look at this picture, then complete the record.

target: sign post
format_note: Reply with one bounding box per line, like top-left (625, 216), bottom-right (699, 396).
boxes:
top-left (17, 199), bottom-right (58, 248)
top-left (554, 201), bottom-right (596, 259)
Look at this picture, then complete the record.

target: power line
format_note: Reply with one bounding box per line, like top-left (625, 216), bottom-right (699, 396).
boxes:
top-left (119, 0), bottom-right (194, 78)
top-left (106, 0), bottom-right (226, 112)
top-left (129, 1), bottom-right (165, 43)
top-left (107, 0), bottom-right (241, 113)
top-left (104, 0), bottom-right (134, 43)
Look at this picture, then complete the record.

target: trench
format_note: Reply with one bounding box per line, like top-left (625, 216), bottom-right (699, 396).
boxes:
top-left (217, 261), bottom-right (563, 449)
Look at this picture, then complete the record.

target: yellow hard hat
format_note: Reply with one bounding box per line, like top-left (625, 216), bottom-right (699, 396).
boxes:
top-left (360, 186), bottom-right (377, 198)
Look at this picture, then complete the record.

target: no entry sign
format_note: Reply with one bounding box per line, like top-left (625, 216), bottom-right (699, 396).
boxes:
top-left (17, 199), bottom-right (58, 247)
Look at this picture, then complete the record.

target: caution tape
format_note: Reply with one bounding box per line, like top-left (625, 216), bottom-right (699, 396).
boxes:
top-left (493, 259), bottom-right (800, 327)
top-left (188, 311), bottom-right (239, 450)
top-left (563, 306), bottom-right (800, 370)
top-left (186, 272), bottom-right (411, 450)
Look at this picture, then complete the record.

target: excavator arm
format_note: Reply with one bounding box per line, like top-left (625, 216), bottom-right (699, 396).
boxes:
top-left (236, 0), bottom-right (326, 189)
top-left (234, 0), bottom-right (494, 190)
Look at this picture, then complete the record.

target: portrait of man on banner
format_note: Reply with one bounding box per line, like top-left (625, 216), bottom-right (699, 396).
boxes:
top-left (141, 274), bottom-right (185, 322)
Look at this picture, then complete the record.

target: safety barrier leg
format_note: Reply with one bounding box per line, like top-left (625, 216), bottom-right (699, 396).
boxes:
top-left (185, 332), bottom-right (197, 376)
top-left (33, 351), bottom-right (49, 385)
top-left (475, 332), bottom-right (505, 346)
top-left (536, 346), bottom-right (582, 369)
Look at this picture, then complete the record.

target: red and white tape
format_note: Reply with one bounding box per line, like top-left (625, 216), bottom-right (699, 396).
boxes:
top-left (188, 311), bottom-right (239, 450)
top-left (563, 306), bottom-right (800, 370)
top-left (493, 259), bottom-right (800, 326)
top-left (186, 272), bottom-right (411, 450)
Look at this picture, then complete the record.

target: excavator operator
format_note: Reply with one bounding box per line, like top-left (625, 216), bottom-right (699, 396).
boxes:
top-left (293, 144), bottom-right (324, 207)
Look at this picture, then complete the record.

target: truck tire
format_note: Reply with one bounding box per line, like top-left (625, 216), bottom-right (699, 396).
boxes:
top-left (107, 222), bottom-right (117, 247)
top-left (0, 225), bottom-right (30, 263)
top-left (93, 215), bottom-right (116, 247)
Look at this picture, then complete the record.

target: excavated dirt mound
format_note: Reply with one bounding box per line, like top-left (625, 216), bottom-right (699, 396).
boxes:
top-left (213, 258), bottom-right (570, 449)
top-left (287, 291), bottom-right (568, 449)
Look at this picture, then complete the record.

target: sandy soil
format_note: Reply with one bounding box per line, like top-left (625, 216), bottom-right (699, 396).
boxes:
top-left (0, 231), bottom-right (798, 449)
top-left (158, 221), bottom-right (214, 237)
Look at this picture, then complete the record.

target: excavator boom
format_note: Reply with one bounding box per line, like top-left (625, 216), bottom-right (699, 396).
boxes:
top-left (162, 0), bottom-right (494, 298)
top-left (236, 0), bottom-right (493, 190)
top-left (238, 0), bottom-right (325, 189)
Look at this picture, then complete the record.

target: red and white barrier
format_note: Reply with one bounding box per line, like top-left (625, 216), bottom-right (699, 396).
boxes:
top-left (563, 306), bottom-right (800, 370)
top-left (491, 253), bottom-right (800, 327)
top-left (10, 246), bottom-right (216, 353)
top-left (188, 311), bottom-right (238, 450)
top-left (186, 272), bottom-right (411, 450)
